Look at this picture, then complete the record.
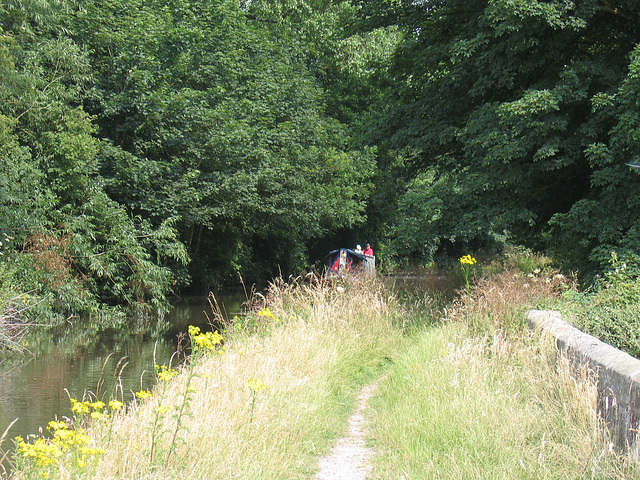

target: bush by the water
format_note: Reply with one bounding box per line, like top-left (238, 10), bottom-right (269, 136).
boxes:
top-left (562, 252), bottom-right (640, 359)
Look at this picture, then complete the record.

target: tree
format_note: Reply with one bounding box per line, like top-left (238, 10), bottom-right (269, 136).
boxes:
top-left (73, 0), bottom-right (376, 286)
top-left (0, 0), bottom-right (187, 320)
top-left (359, 0), bottom-right (640, 273)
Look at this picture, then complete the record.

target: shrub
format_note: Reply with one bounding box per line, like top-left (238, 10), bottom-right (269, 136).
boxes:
top-left (563, 251), bottom-right (640, 358)
top-left (448, 263), bottom-right (573, 337)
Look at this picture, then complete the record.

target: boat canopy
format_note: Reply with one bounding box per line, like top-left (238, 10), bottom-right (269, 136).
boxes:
top-left (325, 248), bottom-right (375, 277)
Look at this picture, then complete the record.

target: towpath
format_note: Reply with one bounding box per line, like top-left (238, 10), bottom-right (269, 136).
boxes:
top-left (314, 382), bottom-right (378, 480)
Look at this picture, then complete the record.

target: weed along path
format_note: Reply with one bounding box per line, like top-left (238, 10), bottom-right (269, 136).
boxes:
top-left (315, 382), bottom-right (378, 480)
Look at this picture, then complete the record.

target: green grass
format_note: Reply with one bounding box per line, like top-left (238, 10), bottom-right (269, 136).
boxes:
top-left (7, 267), bottom-right (639, 479)
top-left (369, 323), bottom-right (632, 479)
top-left (369, 266), bottom-right (637, 479)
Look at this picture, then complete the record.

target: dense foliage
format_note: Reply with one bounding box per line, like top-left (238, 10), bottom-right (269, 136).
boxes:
top-left (3, 0), bottom-right (640, 326)
top-left (0, 0), bottom-right (190, 323)
top-left (0, 0), bottom-right (378, 324)
top-left (359, 0), bottom-right (640, 275)
top-left (563, 252), bottom-right (640, 358)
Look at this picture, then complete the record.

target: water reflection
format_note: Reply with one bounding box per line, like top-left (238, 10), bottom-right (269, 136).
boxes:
top-left (0, 335), bottom-right (175, 445)
top-left (0, 278), bottom-right (449, 469)
top-left (384, 272), bottom-right (453, 297)
top-left (0, 290), bottom-right (246, 461)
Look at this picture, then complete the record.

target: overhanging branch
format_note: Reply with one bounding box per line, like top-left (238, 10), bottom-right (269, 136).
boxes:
top-left (599, 1), bottom-right (633, 21)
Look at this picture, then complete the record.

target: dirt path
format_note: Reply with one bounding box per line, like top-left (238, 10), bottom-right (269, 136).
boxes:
top-left (314, 383), bottom-right (378, 480)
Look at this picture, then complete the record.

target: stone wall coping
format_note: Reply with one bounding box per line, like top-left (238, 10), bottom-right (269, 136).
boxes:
top-left (527, 309), bottom-right (640, 436)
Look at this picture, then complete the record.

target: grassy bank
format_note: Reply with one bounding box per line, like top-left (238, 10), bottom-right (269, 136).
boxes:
top-left (6, 263), bottom-right (639, 479)
top-left (370, 268), bottom-right (638, 479)
top-left (7, 275), bottom-right (405, 479)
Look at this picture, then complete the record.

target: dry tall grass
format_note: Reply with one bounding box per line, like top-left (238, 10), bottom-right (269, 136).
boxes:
top-left (447, 266), bottom-right (573, 335)
top-left (20, 274), bottom-right (404, 479)
top-left (8, 266), bottom-right (639, 479)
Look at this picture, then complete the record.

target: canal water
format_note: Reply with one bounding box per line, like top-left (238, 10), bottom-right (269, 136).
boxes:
top-left (0, 290), bottom-right (247, 454)
top-left (0, 273), bottom-right (451, 470)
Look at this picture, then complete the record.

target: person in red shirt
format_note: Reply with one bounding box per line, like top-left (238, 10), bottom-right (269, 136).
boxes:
top-left (363, 243), bottom-right (374, 256)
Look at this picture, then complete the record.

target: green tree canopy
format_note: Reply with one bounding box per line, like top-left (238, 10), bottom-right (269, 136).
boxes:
top-left (73, 0), bottom-right (375, 287)
top-left (361, 0), bottom-right (640, 274)
top-left (0, 0), bottom-right (187, 320)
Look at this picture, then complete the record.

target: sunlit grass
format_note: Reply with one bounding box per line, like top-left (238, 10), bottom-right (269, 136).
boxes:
top-left (66, 274), bottom-right (402, 479)
top-left (369, 267), bottom-right (638, 479)
top-left (8, 266), bottom-right (639, 479)
top-left (369, 324), bottom-right (630, 479)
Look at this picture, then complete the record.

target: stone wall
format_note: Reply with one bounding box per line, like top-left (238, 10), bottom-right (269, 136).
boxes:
top-left (526, 310), bottom-right (640, 457)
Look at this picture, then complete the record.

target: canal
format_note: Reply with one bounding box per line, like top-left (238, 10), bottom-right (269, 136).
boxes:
top-left (0, 290), bottom-right (246, 458)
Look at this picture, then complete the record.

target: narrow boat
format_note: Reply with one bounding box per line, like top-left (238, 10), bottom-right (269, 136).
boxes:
top-left (325, 248), bottom-right (375, 278)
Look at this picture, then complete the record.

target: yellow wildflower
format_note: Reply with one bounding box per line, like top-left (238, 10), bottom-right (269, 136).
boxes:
top-left (156, 365), bottom-right (178, 381)
top-left (70, 399), bottom-right (90, 414)
top-left (15, 436), bottom-right (62, 466)
top-left (47, 421), bottom-right (67, 431)
top-left (54, 428), bottom-right (90, 446)
top-left (109, 399), bottom-right (124, 410)
top-left (459, 254), bottom-right (477, 265)
top-left (17, 420), bottom-right (105, 472)
top-left (135, 390), bottom-right (152, 400)
top-left (79, 446), bottom-right (106, 455)
top-left (257, 307), bottom-right (280, 322)
top-left (189, 326), bottom-right (223, 353)
top-left (245, 379), bottom-right (267, 393)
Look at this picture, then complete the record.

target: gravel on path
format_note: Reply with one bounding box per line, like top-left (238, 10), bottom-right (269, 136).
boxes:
top-left (314, 383), bottom-right (378, 480)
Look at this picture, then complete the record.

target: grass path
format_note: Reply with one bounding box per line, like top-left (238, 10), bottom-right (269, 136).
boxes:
top-left (314, 382), bottom-right (378, 480)
top-left (9, 271), bottom-right (640, 479)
